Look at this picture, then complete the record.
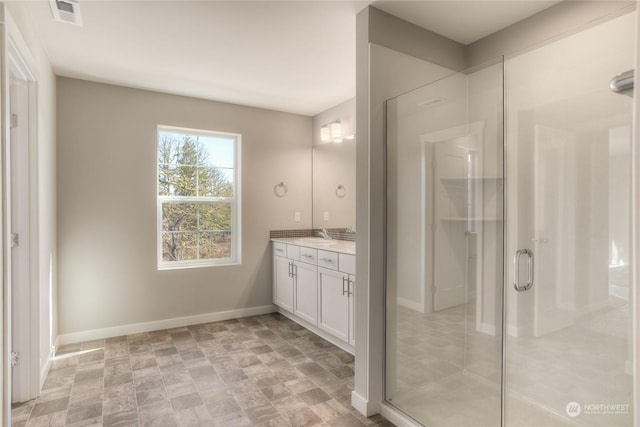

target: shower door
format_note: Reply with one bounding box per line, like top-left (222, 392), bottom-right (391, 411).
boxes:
top-left (503, 11), bottom-right (635, 427)
top-left (385, 59), bottom-right (505, 427)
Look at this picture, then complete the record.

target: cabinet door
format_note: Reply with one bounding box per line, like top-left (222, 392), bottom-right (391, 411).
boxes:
top-left (293, 261), bottom-right (318, 325)
top-left (274, 256), bottom-right (293, 312)
top-left (348, 275), bottom-right (355, 346)
top-left (318, 267), bottom-right (349, 342)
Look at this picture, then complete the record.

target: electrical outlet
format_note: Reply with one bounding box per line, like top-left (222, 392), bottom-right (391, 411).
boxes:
top-left (294, 211), bottom-right (301, 222)
top-left (323, 211), bottom-right (329, 221)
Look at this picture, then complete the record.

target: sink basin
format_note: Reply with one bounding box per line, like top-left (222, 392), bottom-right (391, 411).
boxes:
top-left (294, 237), bottom-right (335, 245)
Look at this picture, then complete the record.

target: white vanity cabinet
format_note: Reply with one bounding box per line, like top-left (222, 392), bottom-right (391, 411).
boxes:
top-left (293, 260), bottom-right (318, 324)
top-left (273, 242), bottom-right (318, 324)
top-left (272, 239), bottom-right (355, 352)
top-left (273, 254), bottom-right (294, 312)
top-left (318, 267), bottom-right (353, 343)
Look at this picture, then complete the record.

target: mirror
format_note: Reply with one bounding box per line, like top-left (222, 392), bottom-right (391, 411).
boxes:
top-left (312, 97), bottom-right (356, 230)
top-left (312, 139), bottom-right (356, 229)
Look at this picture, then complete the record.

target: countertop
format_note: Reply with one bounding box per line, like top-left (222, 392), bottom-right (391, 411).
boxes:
top-left (271, 237), bottom-right (356, 255)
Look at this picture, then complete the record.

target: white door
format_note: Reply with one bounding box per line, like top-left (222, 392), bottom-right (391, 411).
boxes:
top-left (318, 267), bottom-right (349, 342)
top-left (274, 256), bottom-right (293, 312)
top-left (293, 261), bottom-right (317, 324)
top-left (10, 75), bottom-right (32, 403)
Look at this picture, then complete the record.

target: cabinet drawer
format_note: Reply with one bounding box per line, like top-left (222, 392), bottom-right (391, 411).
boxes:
top-left (299, 247), bottom-right (318, 265)
top-left (287, 244), bottom-right (300, 261)
top-left (339, 254), bottom-right (355, 275)
top-left (317, 250), bottom-right (338, 270)
top-left (273, 242), bottom-right (287, 257)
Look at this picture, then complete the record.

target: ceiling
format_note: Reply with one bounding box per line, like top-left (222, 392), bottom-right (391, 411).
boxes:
top-left (373, 1), bottom-right (561, 45)
top-left (18, 0), bottom-right (560, 116)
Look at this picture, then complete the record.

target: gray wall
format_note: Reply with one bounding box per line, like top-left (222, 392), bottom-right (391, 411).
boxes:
top-left (57, 77), bottom-right (312, 337)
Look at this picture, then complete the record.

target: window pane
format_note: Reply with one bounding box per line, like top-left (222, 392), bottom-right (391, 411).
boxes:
top-left (158, 132), bottom-right (235, 198)
top-left (162, 203), bottom-right (197, 231)
top-left (199, 202), bottom-right (231, 231)
top-left (159, 165), bottom-right (178, 196)
top-left (162, 232), bottom-right (198, 261)
top-left (198, 167), bottom-right (234, 197)
top-left (199, 231), bottom-right (232, 259)
top-left (158, 133), bottom-right (180, 167)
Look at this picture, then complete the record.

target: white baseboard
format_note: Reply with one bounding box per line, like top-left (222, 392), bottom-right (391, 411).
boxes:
top-left (55, 305), bottom-right (277, 346)
top-left (380, 402), bottom-right (423, 427)
top-left (351, 390), bottom-right (381, 417)
top-left (396, 297), bottom-right (424, 313)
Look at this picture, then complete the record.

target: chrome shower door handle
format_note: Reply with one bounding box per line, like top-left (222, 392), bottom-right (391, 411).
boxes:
top-left (513, 249), bottom-right (534, 292)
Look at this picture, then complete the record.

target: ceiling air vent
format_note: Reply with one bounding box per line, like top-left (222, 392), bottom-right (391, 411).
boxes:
top-left (49, 0), bottom-right (82, 26)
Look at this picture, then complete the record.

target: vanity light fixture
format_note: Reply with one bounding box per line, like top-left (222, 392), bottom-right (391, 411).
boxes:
top-left (321, 121), bottom-right (342, 143)
top-left (320, 121), bottom-right (355, 143)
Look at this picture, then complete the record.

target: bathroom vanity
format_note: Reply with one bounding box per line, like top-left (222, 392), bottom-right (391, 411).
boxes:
top-left (271, 237), bottom-right (355, 353)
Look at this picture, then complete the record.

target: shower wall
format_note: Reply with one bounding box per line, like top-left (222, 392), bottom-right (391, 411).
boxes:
top-left (354, 2), bottom-right (637, 422)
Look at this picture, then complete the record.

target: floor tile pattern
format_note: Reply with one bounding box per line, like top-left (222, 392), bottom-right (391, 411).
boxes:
top-left (388, 302), bottom-right (633, 427)
top-left (12, 313), bottom-right (393, 427)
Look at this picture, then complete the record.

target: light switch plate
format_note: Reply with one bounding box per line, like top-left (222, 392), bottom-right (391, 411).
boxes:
top-left (323, 211), bottom-right (329, 221)
top-left (294, 211), bottom-right (301, 222)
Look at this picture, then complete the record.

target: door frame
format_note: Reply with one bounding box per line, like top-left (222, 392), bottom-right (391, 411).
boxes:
top-left (0, 6), bottom-right (40, 422)
top-left (9, 40), bottom-right (39, 404)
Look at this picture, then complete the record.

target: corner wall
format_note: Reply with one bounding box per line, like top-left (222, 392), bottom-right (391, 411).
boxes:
top-left (353, 6), bottom-right (465, 416)
top-left (56, 78), bottom-right (312, 341)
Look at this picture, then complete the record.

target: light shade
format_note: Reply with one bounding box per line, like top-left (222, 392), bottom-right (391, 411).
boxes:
top-left (330, 122), bottom-right (342, 139)
top-left (320, 126), bottom-right (331, 142)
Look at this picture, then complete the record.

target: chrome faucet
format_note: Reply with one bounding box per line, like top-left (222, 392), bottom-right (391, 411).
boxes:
top-left (320, 228), bottom-right (333, 240)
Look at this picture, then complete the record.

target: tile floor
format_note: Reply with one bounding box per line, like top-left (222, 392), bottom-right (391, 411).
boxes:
top-left (11, 313), bottom-right (394, 427)
top-left (387, 301), bottom-right (633, 427)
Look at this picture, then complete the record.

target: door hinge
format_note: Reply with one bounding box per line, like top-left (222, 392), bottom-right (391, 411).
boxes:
top-left (11, 232), bottom-right (19, 248)
top-left (10, 113), bottom-right (17, 129)
top-left (11, 351), bottom-right (19, 368)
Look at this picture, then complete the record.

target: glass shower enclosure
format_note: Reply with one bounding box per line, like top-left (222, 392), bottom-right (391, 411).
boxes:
top-left (384, 9), bottom-right (635, 427)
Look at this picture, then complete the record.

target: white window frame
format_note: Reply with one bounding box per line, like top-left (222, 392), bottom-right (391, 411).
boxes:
top-left (157, 125), bottom-right (242, 269)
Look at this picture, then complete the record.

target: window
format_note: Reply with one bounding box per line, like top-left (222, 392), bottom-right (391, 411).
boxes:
top-left (157, 125), bottom-right (241, 269)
